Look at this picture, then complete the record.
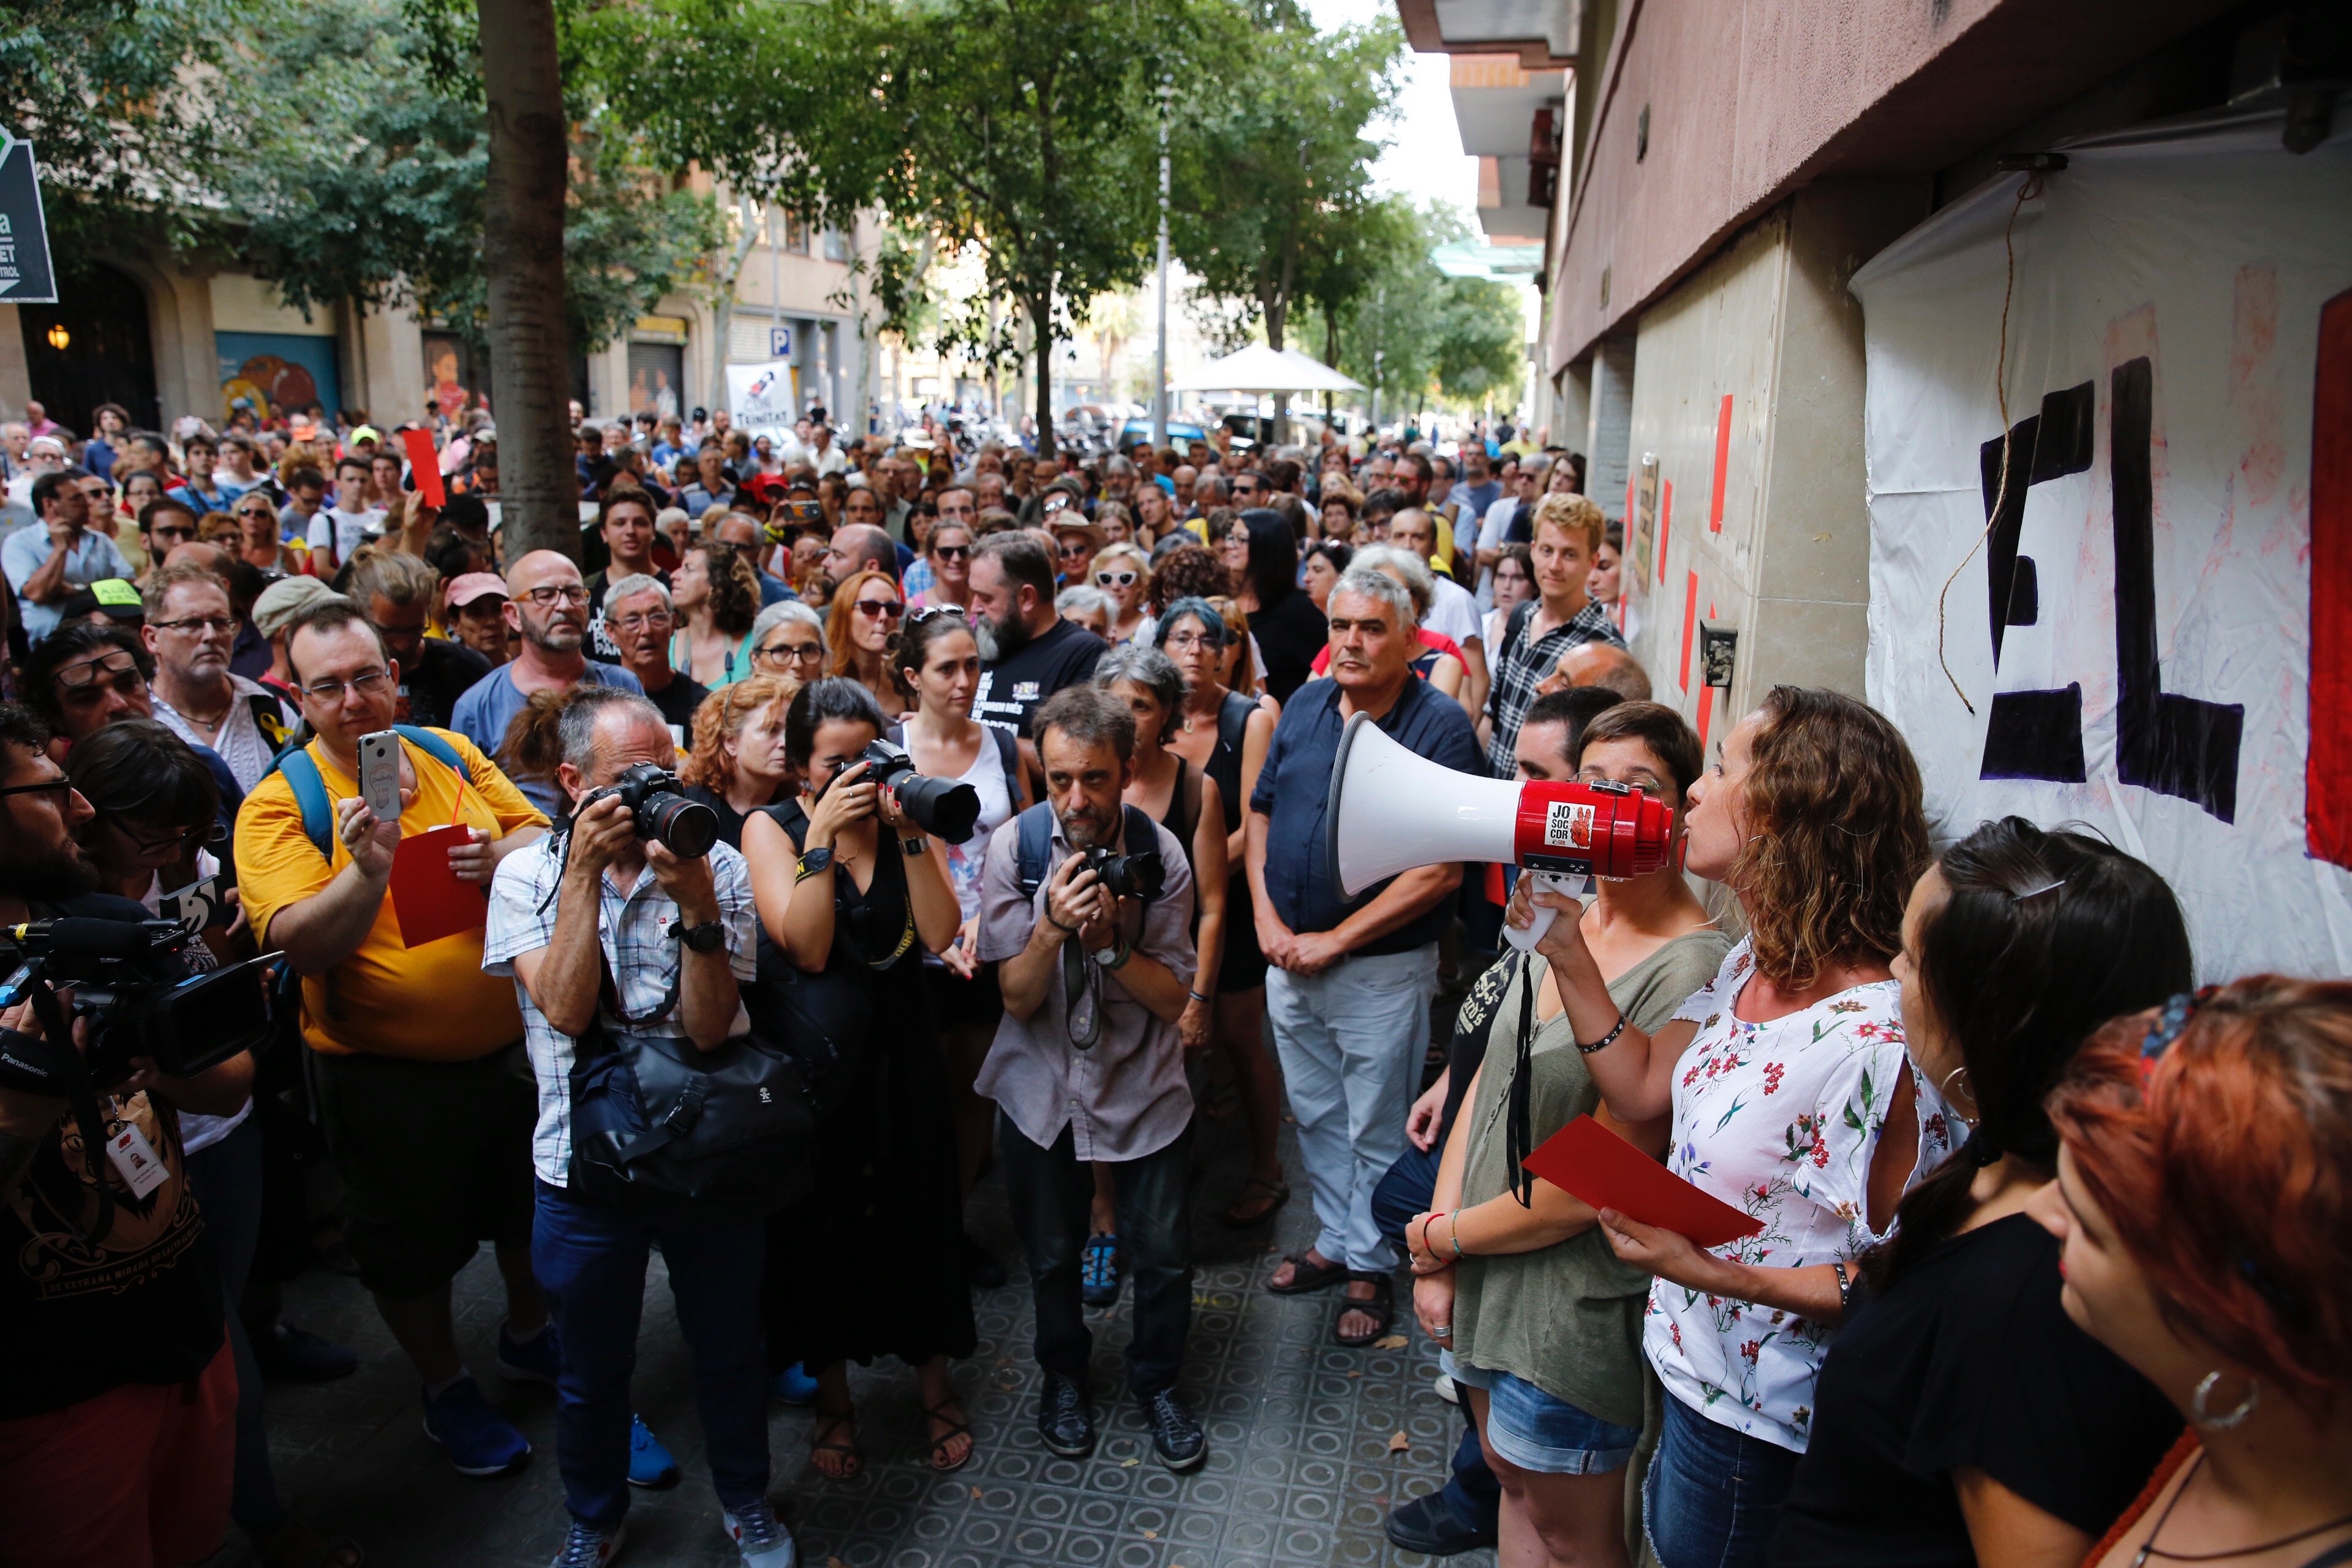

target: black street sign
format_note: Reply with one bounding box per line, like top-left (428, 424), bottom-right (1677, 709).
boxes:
top-left (0, 132), bottom-right (56, 304)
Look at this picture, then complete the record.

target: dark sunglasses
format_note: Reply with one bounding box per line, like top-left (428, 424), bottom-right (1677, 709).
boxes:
top-left (852, 599), bottom-right (904, 620)
top-left (932, 545), bottom-right (971, 562)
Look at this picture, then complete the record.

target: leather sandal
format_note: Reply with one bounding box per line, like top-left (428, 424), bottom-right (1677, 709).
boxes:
top-left (1332, 1272), bottom-right (1395, 1348)
top-left (809, 1402), bottom-right (862, 1480)
top-left (1267, 1251), bottom-right (1349, 1295)
top-left (1221, 1175), bottom-right (1291, 1228)
top-left (925, 1396), bottom-right (975, 1472)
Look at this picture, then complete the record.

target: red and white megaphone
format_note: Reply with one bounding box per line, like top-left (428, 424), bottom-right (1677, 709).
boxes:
top-left (1325, 712), bottom-right (1675, 951)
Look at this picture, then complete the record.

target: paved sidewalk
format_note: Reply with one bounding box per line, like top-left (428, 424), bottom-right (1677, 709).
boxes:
top-left (247, 1109), bottom-right (1477, 1568)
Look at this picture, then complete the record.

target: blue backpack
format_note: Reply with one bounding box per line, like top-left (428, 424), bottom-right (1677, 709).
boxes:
top-left (264, 726), bottom-right (473, 861)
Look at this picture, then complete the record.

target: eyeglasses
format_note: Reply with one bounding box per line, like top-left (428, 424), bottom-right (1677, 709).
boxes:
top-left (299, 668), bottom-right (392, 702)
top-left (521, 584), bottom-right (591, 607)
top-left (608, 609), bottom-right (674, 633)
top-left (1056, 543), bottom-right (1091, 560)
top-left (1161, 631), bottom-right (1218, 652)
top-left (151, 615), bottom-right (240, 638)
top-left (755, 639), bottom-right (826, 664)
top-left (54, 651), bottom-right (145, 691)
top-left (932, 545), bottom-right (971, 562)
top-left (0, 775), bottom-right (77, 802)
top-left (1094, 571), bottom-right (1136, 588)
top-left (121, 817), bottom-right (227, 857)
top-left (852, 599), bottom-right (903, 620)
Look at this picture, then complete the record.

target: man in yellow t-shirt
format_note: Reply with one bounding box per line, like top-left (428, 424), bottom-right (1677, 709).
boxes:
top-left (235, 599), bottom-right (552, 1477)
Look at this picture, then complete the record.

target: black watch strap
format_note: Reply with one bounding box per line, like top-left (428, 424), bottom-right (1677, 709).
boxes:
top-left (674, 919), bottom-right (726, 953)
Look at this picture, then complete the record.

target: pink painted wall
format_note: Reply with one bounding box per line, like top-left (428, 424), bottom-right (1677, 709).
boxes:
top-left (1546, 0), bottom-right (2236, 370)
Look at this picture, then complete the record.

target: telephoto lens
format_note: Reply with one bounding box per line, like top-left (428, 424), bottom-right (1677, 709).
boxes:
top-left (858, 740), bottom-right (983, 843)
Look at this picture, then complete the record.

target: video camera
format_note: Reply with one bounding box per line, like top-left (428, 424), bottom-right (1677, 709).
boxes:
top-left (845, 739), bottom-right (982, 843)
top-left (0, 918), bottom-right (275, 1095)
top-left (584, 762), bottom-right (720, 859)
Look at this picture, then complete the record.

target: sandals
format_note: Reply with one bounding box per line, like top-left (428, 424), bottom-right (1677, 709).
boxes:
top-left (1221, 1175), bottom-right (1291, 1229)
top-left (809, 1402), bottom-right (863, 1480)
top-left (1267, 1251), bottom-right (1350, 1295)
top-left (925, 1396), bottom-right (975, 1473)
top-left (1332, 1272), bottom-right (1395, 1348)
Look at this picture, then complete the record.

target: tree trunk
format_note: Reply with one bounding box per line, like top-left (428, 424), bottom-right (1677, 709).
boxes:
top-left (1031, 292), bottom-right (1055, 461)
top-left (478, 0), bottom-right (575, 560)
top-left (708, 195), bottom-right (761, 416)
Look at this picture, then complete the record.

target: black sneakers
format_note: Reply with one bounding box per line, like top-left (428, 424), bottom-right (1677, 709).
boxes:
top-left (1139, 1388), bottom-right (1205, 1472)
top-left (1037, 1371), bottom-right (1096, 1458)
top-left (1384, 1491), bottom-right (1499, 1556)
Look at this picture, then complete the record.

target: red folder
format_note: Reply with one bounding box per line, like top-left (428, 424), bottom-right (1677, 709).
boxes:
top-left (389, 823), bottom-right (485, 948)
top-left (401, 428), bottom-right (447, 508)
top-left (1522, 1114), bottom-right (1763, 1250)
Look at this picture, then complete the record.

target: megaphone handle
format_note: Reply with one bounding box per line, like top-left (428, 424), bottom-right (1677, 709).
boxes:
top-left (1502, 870), bottom-right (1578, 953)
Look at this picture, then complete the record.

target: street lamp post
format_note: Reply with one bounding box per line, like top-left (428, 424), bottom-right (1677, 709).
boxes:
top-left (1152, 77), bottom-right (1171, 450)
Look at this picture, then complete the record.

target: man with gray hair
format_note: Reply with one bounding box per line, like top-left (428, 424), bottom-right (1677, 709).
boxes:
top-left (483, 684), bottom-right (791, 1567)
top-left (1246, 567), bottom-right (1482, 1344)
top-left (600, 571), bottom-right (707, 736)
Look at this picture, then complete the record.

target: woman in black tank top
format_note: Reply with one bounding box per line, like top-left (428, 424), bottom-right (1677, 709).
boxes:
top-left (1153, 598), bottom-right (1291, 1230)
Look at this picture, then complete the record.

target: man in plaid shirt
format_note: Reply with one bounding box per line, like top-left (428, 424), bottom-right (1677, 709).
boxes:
top-left (483, 687), bottom-right (792, 1568)
top-left (1483, 492), bottom-right (1627, 777)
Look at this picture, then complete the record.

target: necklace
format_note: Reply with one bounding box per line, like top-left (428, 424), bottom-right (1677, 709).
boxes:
top-left (2133, 1453), bottom-right (2352, 1565)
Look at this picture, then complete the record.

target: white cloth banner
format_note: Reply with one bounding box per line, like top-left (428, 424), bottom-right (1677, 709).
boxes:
top-left (1853, 104), bottom-right (2352, 982)
top-left (726, 359), bottom-right (800, 443)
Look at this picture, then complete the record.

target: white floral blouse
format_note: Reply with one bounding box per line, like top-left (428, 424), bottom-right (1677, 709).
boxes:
top-left (1641, 937), bottom-right (1954, 1453)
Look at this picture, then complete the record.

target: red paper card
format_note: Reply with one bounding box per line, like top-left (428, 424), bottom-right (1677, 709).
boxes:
top-left (389, 823), bottom-right (485, 948)
top-left (1522, 1114), bottom-right (1763, 1250)
top-left (401, 427), bottom-right (447, 508)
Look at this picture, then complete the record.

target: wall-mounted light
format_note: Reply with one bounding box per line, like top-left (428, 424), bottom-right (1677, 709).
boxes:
top-left (44, 323), bottom-right (68, 352)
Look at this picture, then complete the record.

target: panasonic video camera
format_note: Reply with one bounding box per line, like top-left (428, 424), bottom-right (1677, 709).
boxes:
top-left (0, 918), bottom-right (274, 1095)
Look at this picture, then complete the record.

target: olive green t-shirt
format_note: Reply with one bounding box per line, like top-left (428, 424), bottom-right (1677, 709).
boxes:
top-left (1449, 929), bottom-right (1732, 1430)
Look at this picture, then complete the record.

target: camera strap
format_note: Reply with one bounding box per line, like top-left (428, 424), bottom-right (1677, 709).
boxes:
top-left (25, 967), bottom-right (125, 1244)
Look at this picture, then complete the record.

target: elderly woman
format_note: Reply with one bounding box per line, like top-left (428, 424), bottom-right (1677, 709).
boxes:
top-left (668, 540), bottom-right (763, 687)
top-left (745, 598), bottom-right (829, 689)
top-left (1091, 541), bottom-right (1154, 645)
top-left (1055, 584), bottom-right (1112, 641)
top-left (678, 671), bottom-right (800, 849)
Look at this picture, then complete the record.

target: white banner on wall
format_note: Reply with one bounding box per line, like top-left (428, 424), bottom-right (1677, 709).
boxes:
top-left (1852, 104), bottom-right (2352, 983)
top-left (726, 358), bottom-right (800, 442)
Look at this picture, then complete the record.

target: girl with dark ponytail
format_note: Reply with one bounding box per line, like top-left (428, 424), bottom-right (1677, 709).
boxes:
top-left (1751, 817), bottom-right (2193, 1566)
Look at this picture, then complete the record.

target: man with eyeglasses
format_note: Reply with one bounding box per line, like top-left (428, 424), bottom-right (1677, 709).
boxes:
top-left (601, 573), bottom-right (707, 737)
top-left (451, 551), bottom-right (645, 815)
top-left (5, 470), bottom-right (134, 645)
top-left (141, 562), bottom-right (296, 793)
top-left (235, 598), bottom-right (552, 1480)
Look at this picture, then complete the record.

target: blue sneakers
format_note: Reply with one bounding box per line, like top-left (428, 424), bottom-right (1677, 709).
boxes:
top-left (549, 1518), bottom-right (624, 1567)
top-left (722, 1499), bottom-right (797, 1568)
top-left (423, 1375), bottom-right (532, 1477)
top-left (497, 1319), bottom-right (562, 1387)
top-left (1080, 1232), bottom-right (1122, 1307)
top-left (628, 1414), bottom-right (679, 1489)
top-left (769, 1363), bottom-right (820, 1406)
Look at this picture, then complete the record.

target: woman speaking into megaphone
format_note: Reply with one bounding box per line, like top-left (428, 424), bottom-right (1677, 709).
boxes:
top-left (1493, 687), bottom-right (1934, 1568)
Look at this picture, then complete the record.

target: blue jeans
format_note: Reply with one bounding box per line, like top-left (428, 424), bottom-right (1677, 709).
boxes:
top-left (1644, 1392), bottom-right (1802, 1568)
top-left (998, 1114), bottom-right (1192, 1395)
top-left (185, 1114), bottom-right (282, 1544)
top-left (532, 1182), bottom-right (771, 1528)
top-left (1371, 1139), bottom-right (1499, 1536)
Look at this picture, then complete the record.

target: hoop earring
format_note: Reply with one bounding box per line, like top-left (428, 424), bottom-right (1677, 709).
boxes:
top-left (1940, 1063), bottom-right (1973, 1106)
top-left (2191, 1369), bottom-right (2261, 1431)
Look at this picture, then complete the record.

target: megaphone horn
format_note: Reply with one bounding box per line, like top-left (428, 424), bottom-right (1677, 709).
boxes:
top-left (1324, 712), bottom-right (1675, 940)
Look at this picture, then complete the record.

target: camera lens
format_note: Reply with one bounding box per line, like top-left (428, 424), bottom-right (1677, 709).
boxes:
top-left (892, 774), bottom-right (983, 843)
top-left (639, 791), bottom-right (721, 859)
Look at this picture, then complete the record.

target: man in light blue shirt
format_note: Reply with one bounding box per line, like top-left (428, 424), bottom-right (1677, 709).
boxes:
top-left (450, 549), bottom-right (644, 814)
top-left (3, 471), bottom-right (134, 644)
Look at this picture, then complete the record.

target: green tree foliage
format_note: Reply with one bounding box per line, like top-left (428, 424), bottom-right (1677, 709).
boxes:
top-left (1330, 200), bottom-right (1526, 413)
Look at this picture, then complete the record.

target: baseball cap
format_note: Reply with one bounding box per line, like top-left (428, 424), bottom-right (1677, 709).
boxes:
top-left (62, 578), bottom-right (145, 624)
top-left (252, 576), bottom-right (348, 639)
top-left (445, 572), bottom-right (510, 609)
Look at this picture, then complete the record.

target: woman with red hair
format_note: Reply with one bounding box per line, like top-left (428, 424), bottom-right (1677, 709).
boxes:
top-left (2037, 976), bottom-right (2352, 1568)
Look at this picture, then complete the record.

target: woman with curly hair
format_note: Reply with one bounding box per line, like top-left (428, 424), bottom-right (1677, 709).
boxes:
top-left (824, 567), bottom-right (907, 722)
top-left (677, 672), bottom-right (799, 850)
top-left (667, 540), bottom-right (763, 687)
top-left (2040, 977), bottom-right (2352, 1568)
top-left (1503, 686), bottom-right (1937, 1568)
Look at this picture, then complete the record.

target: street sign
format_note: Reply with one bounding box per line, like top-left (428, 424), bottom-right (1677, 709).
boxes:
top-left (0, 132), bottom-right (56, 304)
top-left (769, 325), bottom-right (793, 358)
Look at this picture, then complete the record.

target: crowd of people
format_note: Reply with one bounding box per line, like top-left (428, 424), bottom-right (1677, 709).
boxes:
top-left (0, 397), bottom-right (2346, 1568)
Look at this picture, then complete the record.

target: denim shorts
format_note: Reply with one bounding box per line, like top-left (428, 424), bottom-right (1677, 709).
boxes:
top-left (1442, 1351), bottom-right (1641, 1476)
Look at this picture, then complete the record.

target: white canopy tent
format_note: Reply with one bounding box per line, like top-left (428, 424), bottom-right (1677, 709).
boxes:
top-left (1171, 343), bottom-right (1365, 395)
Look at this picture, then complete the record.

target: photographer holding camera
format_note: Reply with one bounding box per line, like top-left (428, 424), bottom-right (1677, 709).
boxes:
top-left (974, 684), bottom-right (1204, 1472)
top-left (483, 685), bottom-right (795, 1568)
top-left (0, 701), bottom-right (252, 1568)
top-left (233, 598), bottom-right (552, 1479)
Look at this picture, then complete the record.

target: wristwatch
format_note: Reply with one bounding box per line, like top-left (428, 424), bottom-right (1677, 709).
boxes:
top-left (673, 920), bottom-right (726, 953)
top-left (899, 834), bottom-right (929, 856)
top-left (1092, 935), bottom-right (1133, 970)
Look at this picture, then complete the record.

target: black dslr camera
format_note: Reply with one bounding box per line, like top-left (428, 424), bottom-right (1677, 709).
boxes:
top-left (584, 762), bottom-right (720, 859)
top-left (853, 739), bottom-right (982, 843)
top-left (0, 918), bottom-right (274, 1094)
top-left (1081, 843), bottom-right (1164, 903)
